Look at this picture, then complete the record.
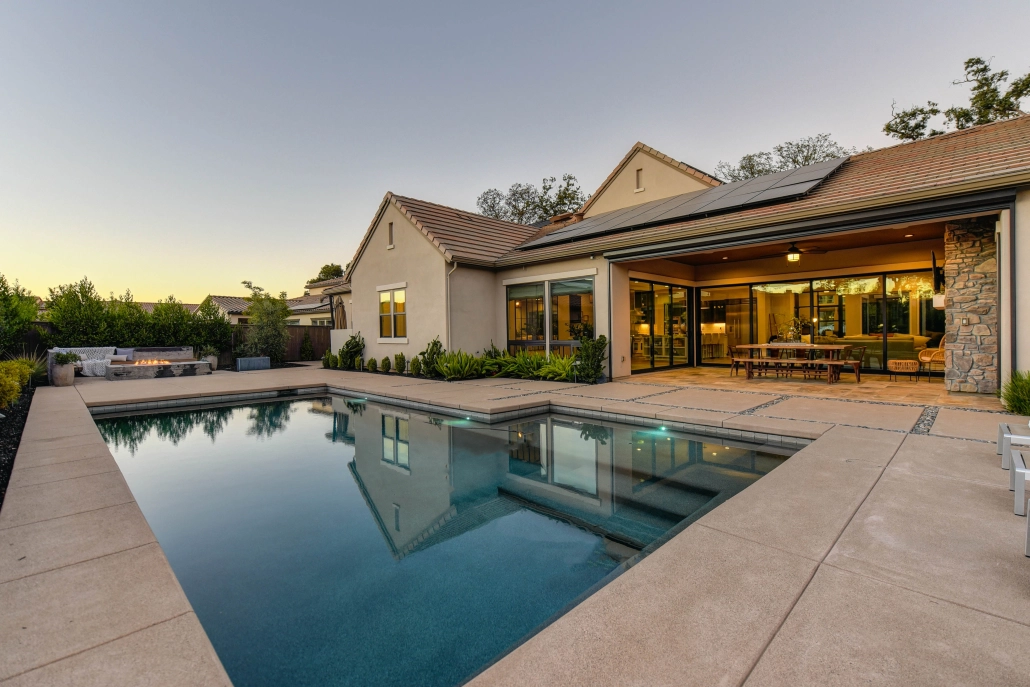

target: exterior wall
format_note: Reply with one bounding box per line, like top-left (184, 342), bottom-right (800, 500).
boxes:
top-left (287, 311), bottom-right (333, 327)
top-left (584, 150), bottom-right (713, 218)
top-left (493, 256), bottom-right (611, 367)
top-left (448, 266), bottom-right (497, 354)
top-left (348, 203), bottom-right (448, 364)
top-left (1015, 189), bottom-right (1030, 377)
top-left (944, 219), bottom-right (999, 393)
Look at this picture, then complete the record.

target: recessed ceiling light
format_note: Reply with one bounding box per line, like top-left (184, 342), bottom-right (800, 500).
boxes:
top-left (722, 256), bottom-right (728, 260)
top-left (904, 234), bottom-right (914, 238)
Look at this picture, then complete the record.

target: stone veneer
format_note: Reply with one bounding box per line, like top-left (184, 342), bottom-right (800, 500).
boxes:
top-left (944, 218), bottom-right (998, 393)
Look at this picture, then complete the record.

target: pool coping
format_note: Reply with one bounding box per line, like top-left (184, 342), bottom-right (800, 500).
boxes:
top-left (2, 370), bottom-right (1028, 685)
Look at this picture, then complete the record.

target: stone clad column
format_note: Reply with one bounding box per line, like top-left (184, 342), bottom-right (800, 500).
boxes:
top-left (943, 218), bottom-right (998, 393)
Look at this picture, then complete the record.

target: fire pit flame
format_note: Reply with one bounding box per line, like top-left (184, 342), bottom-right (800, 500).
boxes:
top-left (132, 359), bottom-right (172, 365)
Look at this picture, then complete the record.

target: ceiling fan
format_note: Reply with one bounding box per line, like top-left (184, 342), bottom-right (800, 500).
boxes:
top-left (764, 242), bottom-right (827, 263)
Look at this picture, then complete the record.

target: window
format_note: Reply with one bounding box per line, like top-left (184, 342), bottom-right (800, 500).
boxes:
top-left (311, 318), bottom-right (332, 327)
top-left (635, 168), bottom-right (643, 191)
top-left (388, 222), bottom-right (394, 247)
top-left (506, 283), bottom-right (545, 354)
top-left (379, 289), bottom-right (406, 338)
top-left (550, 278), bottom-right (594, 355)
top-left (285, 319), bottom-right (299, 325)
top-left (381, 415), bottom-right (409, 469)
top-left (237, 318), bottom-right (249, 325)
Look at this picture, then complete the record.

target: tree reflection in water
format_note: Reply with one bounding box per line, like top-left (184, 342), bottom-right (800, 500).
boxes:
top-left (245, 402), bottom-right (295, 439)
top-left (98, 406), bottom-right (236, 454)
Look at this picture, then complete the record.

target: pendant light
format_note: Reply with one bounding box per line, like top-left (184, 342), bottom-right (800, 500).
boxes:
top-left (786, 243), bottom-right (801, 263)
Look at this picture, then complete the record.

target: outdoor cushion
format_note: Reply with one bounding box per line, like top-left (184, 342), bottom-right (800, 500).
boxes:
top-left (115, 347), bottom-right (135, 360)
top-left (106, 354), bottom-right (128, 362)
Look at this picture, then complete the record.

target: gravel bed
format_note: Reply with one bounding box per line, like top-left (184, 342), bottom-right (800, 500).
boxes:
top-left (0, 387), bottom-right (35, 509)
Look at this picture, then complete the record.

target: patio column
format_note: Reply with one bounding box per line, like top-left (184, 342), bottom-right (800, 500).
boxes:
top-left (943, 218), bottom-right (999, 393)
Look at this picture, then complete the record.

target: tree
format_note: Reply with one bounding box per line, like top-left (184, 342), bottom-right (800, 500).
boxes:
top-left (308, 263), bottom-right (344, 284)
top-left (239, 281), bottom-right (291, 364)
top-left (884, 57), bottom-right (1030, 141)
top-left (45, 277), bottom-right (109, 347)
top-left (194, 298), bottom-right (233, 354)
top-left (715, 134), bottom-right (859, 182)
top-left (0, 274), bottom-right (38, 355)
top-left (150, 296), bottom-right (195, 347)
top-left (476, 174), bottom-right (588, 224)
top-left (106, 290), bottom-right (150, 347)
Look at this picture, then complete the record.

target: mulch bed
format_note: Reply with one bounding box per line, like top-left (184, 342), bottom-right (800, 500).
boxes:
top-left (0, 387), bottom-right (35, 510)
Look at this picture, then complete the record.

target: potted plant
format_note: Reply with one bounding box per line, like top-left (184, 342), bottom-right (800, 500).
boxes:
top-left (198, 346), bottom-right (219, 371)
top-left (52, 352), bottom-right (80, 387)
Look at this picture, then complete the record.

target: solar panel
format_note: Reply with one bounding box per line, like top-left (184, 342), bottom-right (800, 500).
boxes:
top-left (518, 156), bottom-right (849, 250)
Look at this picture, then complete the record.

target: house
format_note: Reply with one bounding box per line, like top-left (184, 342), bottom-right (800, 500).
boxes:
top-left (206, 296), bottom-right (251, 325)
top-left (296, 277), bottom-right (350, 327)
top-left (137, 302), bottom-right (201, 314)
top-left (342, 116), bottom-right (1030, 393)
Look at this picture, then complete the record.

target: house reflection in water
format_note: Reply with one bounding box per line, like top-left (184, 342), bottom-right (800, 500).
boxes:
top-left (333, 396), bottom-right (791, 560)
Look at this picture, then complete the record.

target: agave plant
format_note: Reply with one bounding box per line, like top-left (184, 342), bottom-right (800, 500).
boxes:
top-left (435, 350), bottom-right (483, 381)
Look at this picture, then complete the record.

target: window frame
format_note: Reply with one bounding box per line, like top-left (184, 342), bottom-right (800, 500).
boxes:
top-left (379, 288), bottom-right (407, 340)
top-left (381, 414), bottom-right (409, 470)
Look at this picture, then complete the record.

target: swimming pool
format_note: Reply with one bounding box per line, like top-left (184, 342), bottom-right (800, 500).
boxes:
top-left (96, 395), bottom-right (791, 687)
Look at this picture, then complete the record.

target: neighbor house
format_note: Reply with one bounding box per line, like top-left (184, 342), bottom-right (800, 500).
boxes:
top-left (207, 295), bottom-right (251, 325)
top-left (340, 116), bottom-right (1030, 393)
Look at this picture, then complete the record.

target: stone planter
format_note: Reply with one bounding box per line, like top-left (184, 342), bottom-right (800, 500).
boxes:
top-left (52, 364), bottom-right (75, 387)
top-left (204, 355), bottom-right (218, 371)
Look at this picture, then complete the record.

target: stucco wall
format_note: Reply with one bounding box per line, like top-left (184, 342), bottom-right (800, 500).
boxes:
top-left (348, 203), bottom-right (447, 364)
top-left (448, 266), bottom-right (498, 354)
top-left (584, 150), bottom-right (713, 218)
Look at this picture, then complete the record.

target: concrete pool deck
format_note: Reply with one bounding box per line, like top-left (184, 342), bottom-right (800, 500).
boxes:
top-left (1, 365), bottom-right (1029, 685)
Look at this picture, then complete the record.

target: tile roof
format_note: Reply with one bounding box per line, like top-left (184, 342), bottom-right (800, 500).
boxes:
top-left (287, 294), bottom-right (330, 313)
top-left (208, 295), bottom-right (250, 314)
top-left (498, 114), bottom-right (1030, 265)
top-left (305, 276), bottom-right (349, 289)
top-left (137, 302), bottom-right (200, 314)
top-left (348, 193), bottom-right (544, 271)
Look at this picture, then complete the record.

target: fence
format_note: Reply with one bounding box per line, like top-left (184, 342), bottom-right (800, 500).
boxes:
top-left (233, 325), bottom-right (332, 362)
top-left (19, 322), bottom-right (331, 364)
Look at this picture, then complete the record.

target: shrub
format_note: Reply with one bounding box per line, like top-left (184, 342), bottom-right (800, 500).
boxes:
top-left (5, 352), bottom-right (46, 384)
top-left (409, 356), bottom-right (422, 377)
top-left (575, 334), bottom-right (608, 384)
top-left (53, 352), bottom-right (81, 365)
top-left (394, 352), bottom-right (406, 374)
top-left (493, 350), bottom-right (544, 379)
top-left (46, 278), bottom-right (109, 348)
top-left (354, 356), bottom-right (363, 371)
top-left (238, 282), bottom-right (291, 363)
top-left (150, 297), bottom-right (195, 347)
top-left (0, 369), bottom-right (20, 409)
top-left (0, 360), bottom-right (31, 387)
top-left (537, 353), bottom-right (577, 381)
top-left (299, 331), bottom-right (315, 361)
top-left (436, 350), bottom-right (483, 381)
top-left (329, 353), bottom-right (339, 369)
top-left (322, 350), bottom-right (332, 368)
top-left (338, 333), bottom-right (365, 370)
top-left (1002, 370), bottom-right (1030, 415)
top-left (419, 337), bottom-right (445, 378)
top-left (193, 298), bottom-right (233, 353)
top-left (381, 356), bottom-right (391, 373)
top-left (0, 273), bottom-right (38, 356)
top-left (366, 358), bottom-right (378, 373)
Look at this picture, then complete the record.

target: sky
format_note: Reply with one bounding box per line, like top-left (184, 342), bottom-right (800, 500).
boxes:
top-left (1, 1), bottom-right (1029, 303)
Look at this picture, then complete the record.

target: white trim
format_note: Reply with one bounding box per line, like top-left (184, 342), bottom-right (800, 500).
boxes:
top-left (376, 282), bottom-right (407, 292)
top-left (386, 244), bottom-right (395, 250)
top-left (377, 337), bottom-right (409, 344)
top-left (502, 267), bottom-right (597, 286)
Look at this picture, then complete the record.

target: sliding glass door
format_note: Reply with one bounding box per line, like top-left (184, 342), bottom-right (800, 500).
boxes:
top-left (630, 280), bottom-right (691, 372)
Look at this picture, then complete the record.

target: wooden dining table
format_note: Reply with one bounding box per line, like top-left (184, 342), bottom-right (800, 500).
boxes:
top-left (733, 343), bottom-right (854, 383)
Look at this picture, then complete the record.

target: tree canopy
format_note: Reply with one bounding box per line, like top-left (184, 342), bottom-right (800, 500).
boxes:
top-left (476, 174), bottom-right (589, 224)
top-left (308, 263), bottom-right (345, 284)
top-left (884, 57), bottom-right (1030, 141)
top-left (714, 134), bottom-right (860, 182)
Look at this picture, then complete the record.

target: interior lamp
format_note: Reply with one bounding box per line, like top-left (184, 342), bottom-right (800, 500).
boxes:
top-left (786, 244), bottom-right (801, 263)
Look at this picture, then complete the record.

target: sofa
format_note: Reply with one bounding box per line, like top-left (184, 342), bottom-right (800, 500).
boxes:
top-left (813, 334), bottom-right (931, 366)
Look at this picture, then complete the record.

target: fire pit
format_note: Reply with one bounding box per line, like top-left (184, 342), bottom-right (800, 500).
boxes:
top-left (105, 359), bottom-right (212, 381)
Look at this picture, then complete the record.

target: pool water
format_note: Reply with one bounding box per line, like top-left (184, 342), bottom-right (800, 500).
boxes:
top-left (96, 396), bottom-right (791, 687)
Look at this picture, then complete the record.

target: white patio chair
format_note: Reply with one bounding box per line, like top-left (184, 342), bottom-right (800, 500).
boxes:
top-left (998, 422), bottom-right (1030, 470)
top-left (1009, 449), bottom-right (1030, 515)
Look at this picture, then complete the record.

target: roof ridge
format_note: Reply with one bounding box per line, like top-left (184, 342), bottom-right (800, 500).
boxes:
top-left (578, 141), bottom-right (722, 215)
top-left (392, 193), bottom-right (539, 230)
top-left (852, 112), bottom-right (1030, 159)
